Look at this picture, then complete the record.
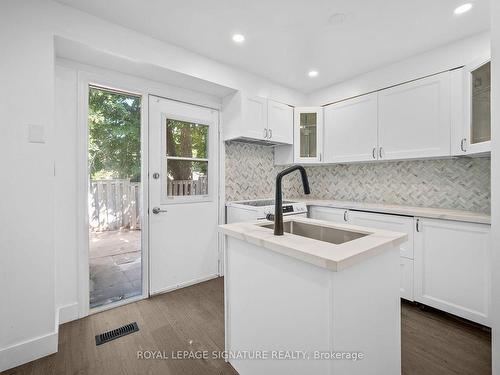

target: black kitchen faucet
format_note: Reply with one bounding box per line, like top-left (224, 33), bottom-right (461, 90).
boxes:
top-left (270, 165), bottom-right (310, 235)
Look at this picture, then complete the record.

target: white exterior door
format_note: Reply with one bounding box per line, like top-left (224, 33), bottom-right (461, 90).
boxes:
top-left (378, 71), bottom-right (451, 160)
top-left (323, 93), bottom-right (378, 163)
top-left (148, 96), bottom-right (220, 295)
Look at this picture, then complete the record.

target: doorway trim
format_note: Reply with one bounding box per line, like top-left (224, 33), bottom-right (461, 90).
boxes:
top-left (76, 71), bottom-right (150, 317)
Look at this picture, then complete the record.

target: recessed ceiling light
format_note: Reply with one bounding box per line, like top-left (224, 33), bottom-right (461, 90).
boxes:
top-left (232, 34), bottom-right (245, 43)
top-left (454, 3), bottom-right (473, 14)
top-left (308, 70), bottom-right (319, 78)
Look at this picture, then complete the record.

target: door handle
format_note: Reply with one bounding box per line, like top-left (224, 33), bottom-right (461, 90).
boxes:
top-left (152, 207), bottom-right (167, 214)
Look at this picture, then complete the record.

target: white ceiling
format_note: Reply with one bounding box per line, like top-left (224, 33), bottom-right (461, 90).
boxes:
top-left (55, 0), bottom-right (490, 93)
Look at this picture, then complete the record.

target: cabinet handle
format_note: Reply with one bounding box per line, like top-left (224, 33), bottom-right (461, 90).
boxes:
top-left (372, 147), bottom-right (377, 159)
top-left (343, 210), bottom-right (349, 222)
top-left (319, 152), bottom-right (322, 162)
top-left (460, 138), bottom-right (467, 152)
top-left (379, 147), bottom-right (383, 159)
top-left (269, 129), bottom-right (272, 139)
top-left (416, 218), bottom-right (421, 232)
top-left (263, 128), bottom-right (268, 139)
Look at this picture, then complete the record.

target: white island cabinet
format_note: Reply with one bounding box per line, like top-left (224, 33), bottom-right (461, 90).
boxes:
top-left (220, 217), bottom-right (406, 375)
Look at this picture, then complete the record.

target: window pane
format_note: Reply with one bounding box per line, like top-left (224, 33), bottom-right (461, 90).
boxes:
top-left (471, 62), bottom-right (491, 144)
top-left (166, 160), bottom-right (208, 196)
top-left (300, 112), bottom-right (317, 158)
top-left (166, 119), bottom-right (208, 158)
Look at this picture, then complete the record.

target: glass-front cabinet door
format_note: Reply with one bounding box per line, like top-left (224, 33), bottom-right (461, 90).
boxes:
top-left (470, 61), bottom-right (490, 147)
top-left (294, 107), bottom-right (323, 163)
top-left (458, 58), bottom-right (491, 154)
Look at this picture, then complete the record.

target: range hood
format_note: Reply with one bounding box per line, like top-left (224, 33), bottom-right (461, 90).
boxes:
top-left (227, 137), bottom-right (284, 146)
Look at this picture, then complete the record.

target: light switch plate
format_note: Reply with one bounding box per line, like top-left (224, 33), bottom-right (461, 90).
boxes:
top-left (27, 124), bottom-right (45, 143)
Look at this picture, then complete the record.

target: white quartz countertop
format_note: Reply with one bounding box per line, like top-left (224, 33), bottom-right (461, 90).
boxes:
top-left (289, 198), bottom-right (491, 225)
top-left (219, 216), bottom-right (407, 272)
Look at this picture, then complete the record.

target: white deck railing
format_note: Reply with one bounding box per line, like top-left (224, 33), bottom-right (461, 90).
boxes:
top-left (167, 177), bottom-right (208, 196)
top-left (89, 179), bottom-right (141, 231)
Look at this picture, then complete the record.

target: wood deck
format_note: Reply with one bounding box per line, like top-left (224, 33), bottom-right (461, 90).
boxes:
top-left (89, 230), bottom-right (142, 308)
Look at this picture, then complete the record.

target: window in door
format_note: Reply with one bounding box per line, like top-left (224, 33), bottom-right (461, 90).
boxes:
top-left (164, 118), bottom-right (209, 198)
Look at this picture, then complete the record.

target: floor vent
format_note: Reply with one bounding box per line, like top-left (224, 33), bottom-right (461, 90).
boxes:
top-left (95, 322), bottom-right (139, 346)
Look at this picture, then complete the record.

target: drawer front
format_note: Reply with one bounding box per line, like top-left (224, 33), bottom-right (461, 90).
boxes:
top-left (349, 211), bottom-right (414, 259)
top-left (308, 206), bottom-right (348, 224)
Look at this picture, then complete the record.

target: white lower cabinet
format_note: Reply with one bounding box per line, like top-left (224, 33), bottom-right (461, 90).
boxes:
top-left (414, 218), bottom-right (491, 326)
top-left (308, 207), bottom-right (492, 323)
top-left (348, 211), bottom-right (415, 301)
top-left (309, 207), bottom-right (414, 300)
top-left (399, 258), bottom-right (414, 301)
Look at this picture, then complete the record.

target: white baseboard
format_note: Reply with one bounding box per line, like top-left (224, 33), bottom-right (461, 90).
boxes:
top-left (151, 274), bottom-right (219, 296)
top-left (58, 303), bottom-right (79, 324)
top-left (0, 331), bottom-right (58, 372)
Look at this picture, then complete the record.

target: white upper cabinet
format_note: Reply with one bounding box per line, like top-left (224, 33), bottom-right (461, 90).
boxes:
top-left (378, 71), bottom-right (451, 160)
top-left (222, 92), bottom-right (293, 145)
top-left (267, 99), bottom-right (293, 144)
top-left (451, 58), bottom-right (491, 155)
top-left (243, 95), bottom-right (268, 140)
top-left (294, 107), bottom-right (323, 163)
top-left (323, 93), bottom-right (378, 163)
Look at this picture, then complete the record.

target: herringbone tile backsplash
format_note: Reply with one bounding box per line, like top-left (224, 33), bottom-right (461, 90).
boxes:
top-left (225, 142), bottom-right (491, 213)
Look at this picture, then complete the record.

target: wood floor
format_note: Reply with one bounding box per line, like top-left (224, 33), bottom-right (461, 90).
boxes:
top-left (3, 277), bottom-right (491, 375)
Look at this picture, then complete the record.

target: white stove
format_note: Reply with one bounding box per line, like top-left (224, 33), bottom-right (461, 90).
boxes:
top-left (226, 198), bottom-right (308, 223)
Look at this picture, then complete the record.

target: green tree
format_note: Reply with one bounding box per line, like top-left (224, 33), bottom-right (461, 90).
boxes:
top-left (166, 120), bottom-right (208, 181)
top-left (88, 87), bottom-right (141, 181)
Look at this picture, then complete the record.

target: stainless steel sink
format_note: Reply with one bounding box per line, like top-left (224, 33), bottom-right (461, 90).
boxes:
top-left (261, 220), bottom-right (368, 244)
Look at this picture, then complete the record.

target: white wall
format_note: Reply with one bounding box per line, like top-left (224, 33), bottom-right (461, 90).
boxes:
top-left (0, 0), bottom-right (57, 371)
top-left (54, 65), bottom-right (80, 324)
top-left (307, 32), bottom-right (490, 105)
top-left (0, 0), bottom-right (305, 370)
top-left (490, 0), bottom-right (499, 373)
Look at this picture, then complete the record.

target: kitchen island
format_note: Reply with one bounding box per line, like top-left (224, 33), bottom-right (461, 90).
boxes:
top-left (219, 216), bottom-right (407, 375)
